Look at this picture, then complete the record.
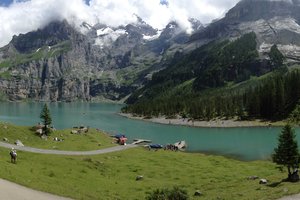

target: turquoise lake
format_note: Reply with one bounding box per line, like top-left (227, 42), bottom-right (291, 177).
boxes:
top-left (0, 102), bottom-right (299, 161)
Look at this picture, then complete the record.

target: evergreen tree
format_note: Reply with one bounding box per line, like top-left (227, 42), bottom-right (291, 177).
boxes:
top-left (288, 104), bottom-right (300, 125)
top-left (269, 44), bottom-right (285, 68)
top-left (40, 104), bottom-right (52, 136)
top-left (274, 77), bottom-right (285, 117)
top-left (273, 124), bottom-right (300, 181)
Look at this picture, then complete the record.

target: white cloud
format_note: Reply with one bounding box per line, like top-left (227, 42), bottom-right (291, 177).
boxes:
top-left (0, 0), bottom-right (242, 47)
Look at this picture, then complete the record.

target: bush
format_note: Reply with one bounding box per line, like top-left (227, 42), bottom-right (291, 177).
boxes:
top-left (146, 186), bottom-right (189, 200)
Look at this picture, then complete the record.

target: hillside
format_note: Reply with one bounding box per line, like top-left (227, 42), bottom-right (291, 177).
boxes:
top-left (123, 0), bottom-right (300, 121)
top-left (123, 32), bottom-right (300, 121)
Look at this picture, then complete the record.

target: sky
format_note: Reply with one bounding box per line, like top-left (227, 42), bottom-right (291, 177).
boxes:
top-left (0, 0), bottom-right (243, 47)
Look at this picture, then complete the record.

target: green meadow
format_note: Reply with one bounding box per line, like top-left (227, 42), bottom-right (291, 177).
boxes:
top-left (0, 123), bottom-right (300, 199)
top-left (0, 122), bottom-right (115, 151)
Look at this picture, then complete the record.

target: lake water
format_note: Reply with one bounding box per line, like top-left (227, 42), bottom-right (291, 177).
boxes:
top-left (0, 102), bottom-right (299, 161)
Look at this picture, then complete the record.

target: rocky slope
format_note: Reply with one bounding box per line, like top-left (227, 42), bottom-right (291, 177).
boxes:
top-left (191, 0), bottom-right (300, 62)
top-left (0, 17), bottom-right (202, 102)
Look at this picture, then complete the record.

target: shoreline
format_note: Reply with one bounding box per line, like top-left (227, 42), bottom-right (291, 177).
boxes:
top-left (119, 113), bottom-right (286, 128)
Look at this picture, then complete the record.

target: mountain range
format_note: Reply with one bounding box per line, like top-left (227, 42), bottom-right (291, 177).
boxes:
top-left (0, 14), bottom-right (202, 101)
top-left (1, 0), bottom-right (300, 114)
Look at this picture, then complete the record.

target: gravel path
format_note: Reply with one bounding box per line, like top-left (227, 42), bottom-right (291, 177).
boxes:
top-left (0, 141), bottom-right (137, 155)
top-left (277, 194), bottom-right (300, 200)
top-left (0, 179), bottom-right (72, 200)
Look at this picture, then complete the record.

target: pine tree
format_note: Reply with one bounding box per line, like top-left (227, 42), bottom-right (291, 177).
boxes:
top-left (274, 77), bottom-right (285, 118)
top-left (288, 104), bottom-right (300, 125)
top-left (40, 104), bottom-right (52, 136)
top-left (269, 44), bottom-right (285, 68)
top-left (273, 124), bottom-right (300, 181)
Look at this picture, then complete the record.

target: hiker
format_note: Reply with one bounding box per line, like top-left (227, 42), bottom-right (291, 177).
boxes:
top-left (10, 148), bottom-right (17, 164)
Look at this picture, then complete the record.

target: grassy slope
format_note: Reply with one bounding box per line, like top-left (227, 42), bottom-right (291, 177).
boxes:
top-left (0, 123), bottom-right (300, 199)
top-left (0, 147), bottom-right (299, 200)
top-left (0, 122), bottom-right (115, 151)
top-left (0, 41), bottom-right (71, 70)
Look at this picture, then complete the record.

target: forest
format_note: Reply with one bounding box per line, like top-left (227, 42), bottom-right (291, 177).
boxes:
top-left (123, 32), bottom-right (300, 122)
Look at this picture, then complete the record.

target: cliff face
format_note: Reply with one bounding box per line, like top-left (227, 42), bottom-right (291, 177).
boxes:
top-left (0, 21), bottom-right (92, 101)
top-left (0, 54), bottom-right (88, 101)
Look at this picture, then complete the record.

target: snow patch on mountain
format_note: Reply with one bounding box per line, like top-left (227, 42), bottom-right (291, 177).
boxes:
top-left (143, 30), bottom-right (162, 41)
top-left (94, 27), bottom-right (127, 47)
top-left (96, 27), bottom-right (126, 36)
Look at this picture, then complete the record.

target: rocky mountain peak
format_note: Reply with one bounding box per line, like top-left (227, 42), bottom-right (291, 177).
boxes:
top-left (11, 20), bottom-right (80, 53)
top-left (225, 0), bottom-right (296, 22)
top-left (160, 18), bottom-right (203, 41)
top-left (190, 18), bottom-right (204, 31)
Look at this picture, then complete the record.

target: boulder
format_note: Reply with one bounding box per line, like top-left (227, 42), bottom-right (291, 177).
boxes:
top-left (71, 130), bottom-right (78, 134)
top-left (259, 179), bottom-right (268, 184)
top-left (15, 140), bottom-right (24, 146)
top-left (3, 137), bottom-right (8, 142)
top-left (36, 128), bottom-right (43, 135)
top-left (194, 190), bottom-right (202, 196)
top-left (136, 175), bottom-right (144, 181)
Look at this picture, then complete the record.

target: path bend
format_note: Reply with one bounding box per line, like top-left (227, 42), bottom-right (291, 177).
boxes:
top-left (0, 141), bottom-right (137, 155)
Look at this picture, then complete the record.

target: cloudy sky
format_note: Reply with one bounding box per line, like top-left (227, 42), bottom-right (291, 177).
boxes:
top-left (0, 0), bottom-right (242, 47)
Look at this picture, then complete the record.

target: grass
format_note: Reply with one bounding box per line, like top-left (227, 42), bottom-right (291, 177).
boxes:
top-left (0, 122), bottom-right (115, 151)
top-left (0, 123), bottom-right (300, 199)
top-left (0, 147), bottom-right (300, 200)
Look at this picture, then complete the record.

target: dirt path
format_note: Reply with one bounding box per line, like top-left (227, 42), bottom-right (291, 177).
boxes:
top-left (0, 141), bottom-right (137, 155)
top-left (0, 178), bottom-right (72, 200)
top-left (278, 194), bottom-right (300, 200)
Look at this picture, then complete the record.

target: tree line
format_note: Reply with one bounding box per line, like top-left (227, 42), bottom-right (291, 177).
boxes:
top-left (123, 69), bottom-right (300, 121)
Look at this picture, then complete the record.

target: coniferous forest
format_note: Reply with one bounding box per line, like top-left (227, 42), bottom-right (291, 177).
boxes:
top-left (123, 32), bottom-right (300, 122)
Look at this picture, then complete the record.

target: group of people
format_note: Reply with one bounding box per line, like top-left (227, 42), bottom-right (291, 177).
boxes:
top-left (164, 144), bottom-right (179, 151)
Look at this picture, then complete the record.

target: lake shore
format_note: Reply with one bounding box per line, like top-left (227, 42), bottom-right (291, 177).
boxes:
top-left (120, 113), bottom-right (286, 128)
